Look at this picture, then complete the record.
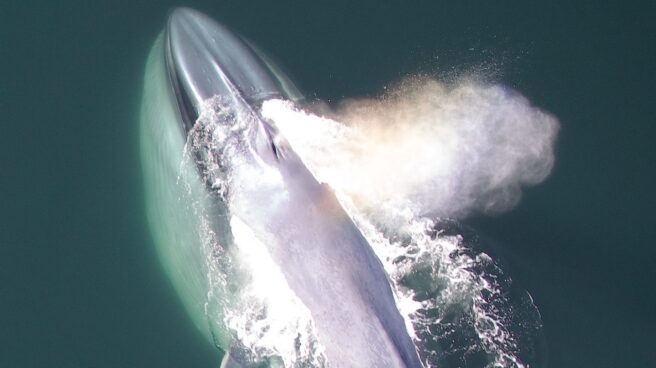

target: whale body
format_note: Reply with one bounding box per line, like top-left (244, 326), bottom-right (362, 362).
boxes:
top-left (140, 7), bottom-right (423, 367)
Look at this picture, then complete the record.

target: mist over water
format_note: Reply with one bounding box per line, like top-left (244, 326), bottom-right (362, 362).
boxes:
top-left (263, 77), bottom-right (559, 219)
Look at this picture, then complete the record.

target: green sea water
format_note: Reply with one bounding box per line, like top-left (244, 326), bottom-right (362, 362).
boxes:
top-left (1, 1), bottom-right (654, 367)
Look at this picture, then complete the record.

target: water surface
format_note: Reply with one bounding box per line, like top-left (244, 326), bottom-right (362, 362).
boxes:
top-left (0, 1), bottom-right (653, 367)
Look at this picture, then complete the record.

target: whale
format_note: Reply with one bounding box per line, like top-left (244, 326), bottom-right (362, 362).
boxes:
top-left (140, 7), bottom-right (423, 368)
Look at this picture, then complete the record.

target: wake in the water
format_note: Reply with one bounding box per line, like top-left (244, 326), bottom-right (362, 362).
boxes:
top-left (179, 77), bottom-right (557, 368)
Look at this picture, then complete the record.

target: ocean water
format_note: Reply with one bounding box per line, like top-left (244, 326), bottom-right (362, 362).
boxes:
top-left (1, 1), bottom-right (654, 367)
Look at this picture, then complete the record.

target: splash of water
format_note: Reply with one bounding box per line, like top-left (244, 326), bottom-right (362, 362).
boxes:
top-left (263, 77), bottom-right (559, 218)
top-left (260, 77), bottom-right (556, 367)
top-left (178, 76), bottom-right (556, 367)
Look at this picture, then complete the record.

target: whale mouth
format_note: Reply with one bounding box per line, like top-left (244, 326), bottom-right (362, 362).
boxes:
top-left (164, 7), bottom-right (299, 134)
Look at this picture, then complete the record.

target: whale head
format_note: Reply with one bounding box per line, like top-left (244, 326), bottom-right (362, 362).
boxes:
top-left (141, 7), bottom-right (423, 368)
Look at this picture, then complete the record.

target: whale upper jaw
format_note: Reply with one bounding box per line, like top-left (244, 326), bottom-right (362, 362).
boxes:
top-left (165, 7), bottom-right (297, 133)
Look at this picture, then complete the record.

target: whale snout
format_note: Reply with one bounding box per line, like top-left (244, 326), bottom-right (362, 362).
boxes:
top-left (165, 7), bottom-right (286, 132)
